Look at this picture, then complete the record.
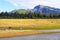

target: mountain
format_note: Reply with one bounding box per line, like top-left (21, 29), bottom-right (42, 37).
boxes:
top-left (32, 5), bottom-right (60, 14)
top-left (10, 5), bottom-right (60, 14)
top-left (10, 9), bottom-right (27, 14)
top-left (10, 9), bottom-right (31, 14)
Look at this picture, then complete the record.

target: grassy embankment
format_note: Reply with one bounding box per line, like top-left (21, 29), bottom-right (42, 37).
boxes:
top-left (0, 30), bottom-right (59, 38)
top-left (0, 30), bottom-right (41, 38)
top-left (0, 19), bottom-right (60, 30)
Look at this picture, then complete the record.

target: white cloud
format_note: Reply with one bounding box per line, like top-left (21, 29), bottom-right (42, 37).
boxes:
top-left (5, 0), bottom-right (60, 8)
top-left (5, 0), bottom-right (18, 6)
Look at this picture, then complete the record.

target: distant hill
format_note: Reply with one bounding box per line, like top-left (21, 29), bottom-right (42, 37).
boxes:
top-left (16, 9), bottom-right (27, 14)
top-left (10, 9), bottom-right (31, 14)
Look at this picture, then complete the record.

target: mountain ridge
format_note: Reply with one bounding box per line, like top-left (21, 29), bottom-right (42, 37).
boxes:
top-left (32, 5), bottom-right (60, 14)
top-left (10, 5), bottom-right (60, 14)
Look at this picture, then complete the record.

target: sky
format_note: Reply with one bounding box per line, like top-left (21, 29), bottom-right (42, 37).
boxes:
top-left (0, 0), bottom-right (60, 12)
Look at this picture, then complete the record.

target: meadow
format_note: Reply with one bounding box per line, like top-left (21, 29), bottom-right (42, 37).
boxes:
top-left (0, 19), bottom-right (60, 30)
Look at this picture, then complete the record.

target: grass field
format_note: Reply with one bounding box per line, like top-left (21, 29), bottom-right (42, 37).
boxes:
top-left (0, 30), bottom-right (42, 38)
top-left (0, 19), bottom-right (60, 30)
top-left (0, 30), bottom-right (58, 38)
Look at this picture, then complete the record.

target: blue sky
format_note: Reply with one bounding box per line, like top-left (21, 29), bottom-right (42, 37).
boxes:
top-left (0, 0), bottom-right (60, 12)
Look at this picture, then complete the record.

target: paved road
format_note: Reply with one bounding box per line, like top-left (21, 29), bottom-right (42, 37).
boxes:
top-left (36, 29), bottom-right (60, 32)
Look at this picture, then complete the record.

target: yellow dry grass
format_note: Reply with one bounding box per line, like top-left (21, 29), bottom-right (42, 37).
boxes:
top-left (0, 19), bottom-right (60, 38)
top-left (0, 30), bottom-right (43, 38)
top-left (0, 19), bottom-right (60, 27)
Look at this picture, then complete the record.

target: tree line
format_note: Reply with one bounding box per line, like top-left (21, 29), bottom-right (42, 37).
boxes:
top-left (0, 11), bottom-right (60, 19)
